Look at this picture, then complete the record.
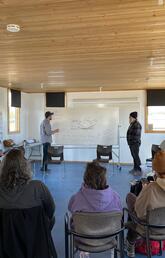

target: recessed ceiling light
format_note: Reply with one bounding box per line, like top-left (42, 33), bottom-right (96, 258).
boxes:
top-left (7, 24), bottom-right (20, 32)
top-left (48, 71), bottom-right (64, 74)
top-left (48, 75), bottom-right (64, 78)
top-left (98, 104), bottom-right (105, 108)
top-left (48, 82), bottom-right (65, 85)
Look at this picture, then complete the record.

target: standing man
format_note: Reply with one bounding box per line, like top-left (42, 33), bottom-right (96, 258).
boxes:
top-left (127, 112), bottom-right (142, 174)
top-left (40, 111), bottom-right (59, 171)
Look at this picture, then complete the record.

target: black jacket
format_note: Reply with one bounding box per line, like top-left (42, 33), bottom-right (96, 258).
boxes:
top-left (0, 206), bottom-right (57, 258)
top-left (0, 180), bottom-right (55, 218)
top-left (127, 120), bottom-right (142, 146)
top-left (0, 180), bottom-right (57, 258)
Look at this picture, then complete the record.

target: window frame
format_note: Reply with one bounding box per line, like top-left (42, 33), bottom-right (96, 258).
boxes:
top-left (8, 89), bottom-right (20, 134)
top-left (145, 106), bottom-right (165, 134)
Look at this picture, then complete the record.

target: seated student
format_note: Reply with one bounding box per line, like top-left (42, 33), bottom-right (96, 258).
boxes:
top-left (68, 162), bottom-right (122, 258)
top-left (0, 148), bottom-right (57, 258)
top-left (126, 150), bottom-right (165, 258)
top-left (68, 161), bottom-right (122, 213)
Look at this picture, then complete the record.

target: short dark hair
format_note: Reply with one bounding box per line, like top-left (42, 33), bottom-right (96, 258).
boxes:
top-left (45, 111), bottom-right (54, 119)
top-left (0, 149), bottom-right (32, 190)
top-left (84, 162), bottom-right (107, 190)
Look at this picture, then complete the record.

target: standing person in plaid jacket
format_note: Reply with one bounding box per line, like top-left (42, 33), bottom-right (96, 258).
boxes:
top-left (127, 112), bottom-right (142, 175)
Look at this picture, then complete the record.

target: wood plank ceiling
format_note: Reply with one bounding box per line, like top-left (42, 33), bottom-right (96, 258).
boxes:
top-left (0, 0), bottom-right (165, 92)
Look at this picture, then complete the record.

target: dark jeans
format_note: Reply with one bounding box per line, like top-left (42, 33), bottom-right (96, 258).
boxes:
top-left (129, 143), bottom-right (141, 171)
top-left (126, 193), bottom-right (139, 244)
top-left (42, 142), bottom-right (51, 170)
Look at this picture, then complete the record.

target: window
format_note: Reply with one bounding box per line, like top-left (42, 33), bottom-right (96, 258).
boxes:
top-left (146, 106), bottom-right (165, 133)
top-left (8, 90), bottom-right (20, 133)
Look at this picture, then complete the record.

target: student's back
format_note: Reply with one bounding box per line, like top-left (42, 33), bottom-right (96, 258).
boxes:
top-left (68, 162), bottom-right (122, 213)
top-left (0, 149), bottom-right (57, 258)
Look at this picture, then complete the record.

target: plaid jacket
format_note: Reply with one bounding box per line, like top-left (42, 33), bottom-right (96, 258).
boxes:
top-left (127, 120), bottom-right (142, 146)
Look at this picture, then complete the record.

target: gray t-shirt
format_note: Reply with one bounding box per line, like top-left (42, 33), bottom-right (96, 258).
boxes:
top-left (40, 119), bottom-right (53, 144)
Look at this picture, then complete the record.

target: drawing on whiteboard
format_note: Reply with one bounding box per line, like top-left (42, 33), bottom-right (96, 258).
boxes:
top-left (71, 119), bottom-right (97, 129)
top-left (48, 107), bottom-right (119, 145)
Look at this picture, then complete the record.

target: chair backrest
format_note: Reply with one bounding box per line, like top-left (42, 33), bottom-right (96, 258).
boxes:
top-left (147, 207), bottom-right (165, 235)
top-left (48, 145), bottom-right (64, 156)
top-left (72, 211), bottom-right (122, 237)
top-left (0, 206), bottom-right (56, 258)
top-left (97, 145), bottom-right (112, 160)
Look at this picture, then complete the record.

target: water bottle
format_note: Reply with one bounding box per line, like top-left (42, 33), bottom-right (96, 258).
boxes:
top-left (79, 251), bottom-right (90, 258)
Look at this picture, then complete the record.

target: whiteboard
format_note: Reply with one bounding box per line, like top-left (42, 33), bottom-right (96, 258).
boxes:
top-left (47, 107), bottom-right (119, 145)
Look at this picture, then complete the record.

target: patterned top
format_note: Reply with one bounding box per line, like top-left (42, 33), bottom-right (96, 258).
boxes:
top-left (127, 120), bottom-right (142, 145)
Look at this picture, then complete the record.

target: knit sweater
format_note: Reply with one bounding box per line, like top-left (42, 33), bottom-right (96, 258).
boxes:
top-left (135, 178), bottom-right (165, 220)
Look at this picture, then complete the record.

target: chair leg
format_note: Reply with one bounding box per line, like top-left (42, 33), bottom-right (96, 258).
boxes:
top-left (70, 234), bottom-right (74, 258)
top-left (119, 231), bottom-right (124, 258)
top-left (159, 241), bottom-right (163, 256)
top-left (65, 222), bottom-right (69, 258)
top-left (146, 231), bottom-right (152, 258)
top-left (114, 248), bottom-right (117, 258)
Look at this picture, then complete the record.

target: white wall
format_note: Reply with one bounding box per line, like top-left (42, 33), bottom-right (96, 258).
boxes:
top-left (27, 93), bottom-right (45, 140)
top-left (66, 91), bottom-right (165, 163)
top-left (0, 87), bottom-right (164, 164)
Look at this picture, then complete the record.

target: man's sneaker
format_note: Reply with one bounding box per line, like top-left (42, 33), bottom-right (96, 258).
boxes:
top-left (45, 168), bottom-right (51, 172)
top-left (40, 167), bottom-right (51, 172)
top-left (126, 239), bottom-right (135, 257)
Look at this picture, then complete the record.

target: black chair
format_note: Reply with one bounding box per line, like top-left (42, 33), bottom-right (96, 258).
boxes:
top-left (124, 207), bottom-right (165, 258)
top-left (0, 206), bottom-right (57, 258)
top-left (96, 145), bottom-right (114, 172)
top-left (65, 211), bottom-right (124, 258)
top-left (48, 145), bottom-right (64, 163)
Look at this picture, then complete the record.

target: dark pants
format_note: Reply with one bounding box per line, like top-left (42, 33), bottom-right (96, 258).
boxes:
top-left (129, 143), bottom-right (141, 171)
top-left (42, 142), bottom-right (51, 170)
top-left (126, 193), bottom-right (139, 243)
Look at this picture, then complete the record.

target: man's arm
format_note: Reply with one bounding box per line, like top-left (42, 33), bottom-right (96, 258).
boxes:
top-left (134, 122), bottom-right (142, 138)
top-left (53, 128), bottom-right (59, 134)
top-left (44, 122), bottom-right (59, 136)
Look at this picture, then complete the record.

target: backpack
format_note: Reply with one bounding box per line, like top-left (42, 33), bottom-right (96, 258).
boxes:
top-left (135, 239), bottom-right (165, 255)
